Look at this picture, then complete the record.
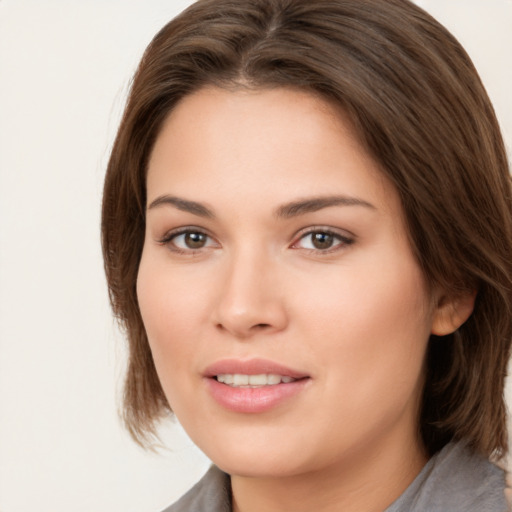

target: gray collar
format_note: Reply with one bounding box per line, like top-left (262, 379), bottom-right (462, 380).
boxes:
top-left (163, 442), bottom-right (506, 512)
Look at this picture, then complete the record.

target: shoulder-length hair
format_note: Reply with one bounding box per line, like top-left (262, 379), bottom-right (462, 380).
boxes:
top-left (102, 0), bottom-right (512, 457)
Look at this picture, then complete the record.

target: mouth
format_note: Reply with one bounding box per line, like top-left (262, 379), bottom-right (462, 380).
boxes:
top-left (215, 373), bottom-right (297, 387)
top-left (204, 358), bottom-right (309, 383)
top-left (203, 359), bottom-right (310, 413)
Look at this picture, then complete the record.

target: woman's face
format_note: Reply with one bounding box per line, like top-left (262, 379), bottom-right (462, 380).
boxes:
top-left (138, 87), bottom-right (442, 478)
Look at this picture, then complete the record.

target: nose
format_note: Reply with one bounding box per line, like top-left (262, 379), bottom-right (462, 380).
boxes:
top-left (212, 249), bottom-right (288, 339)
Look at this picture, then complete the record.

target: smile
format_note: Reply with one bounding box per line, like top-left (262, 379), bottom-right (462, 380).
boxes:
top-left (203, 359), bottom-right (310, 413)
top-left (216, 374), bottom-right (297, 387)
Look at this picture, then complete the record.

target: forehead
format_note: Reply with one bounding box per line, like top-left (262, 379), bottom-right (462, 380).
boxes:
top-left (146, 86), bottom-right (397, 216)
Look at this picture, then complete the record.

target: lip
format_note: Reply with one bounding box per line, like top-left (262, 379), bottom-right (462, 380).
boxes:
top-left (203, 358), bottom-right (309, 379)
top-left (203, 358), bottom-right (310, 413)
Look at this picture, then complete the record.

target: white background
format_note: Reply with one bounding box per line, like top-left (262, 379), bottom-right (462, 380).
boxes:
top-left (0, 1), bottom-right (511, 511)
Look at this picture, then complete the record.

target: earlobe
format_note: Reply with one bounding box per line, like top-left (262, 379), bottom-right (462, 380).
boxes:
top-left (431, 290), bottom-right (477, 336)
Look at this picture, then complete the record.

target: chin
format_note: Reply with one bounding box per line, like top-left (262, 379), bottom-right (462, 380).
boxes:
top-left (214, 454), bottom-right (310, 479)
top-left (191, 428), bottom-right (328, 479)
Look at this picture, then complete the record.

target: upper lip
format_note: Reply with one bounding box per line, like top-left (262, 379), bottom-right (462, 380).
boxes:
top-left (203, 358), bottom-right (309, 379)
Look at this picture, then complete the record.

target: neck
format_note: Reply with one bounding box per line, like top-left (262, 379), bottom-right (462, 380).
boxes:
top-left (230, 430), bottom-right (427, 512)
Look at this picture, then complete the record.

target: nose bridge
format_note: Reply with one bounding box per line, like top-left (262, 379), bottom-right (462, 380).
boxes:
top-left (213, 244), bottom-right (287, 338)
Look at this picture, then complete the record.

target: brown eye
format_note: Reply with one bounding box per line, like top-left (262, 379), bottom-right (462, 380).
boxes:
top-left (184, 232), bottom-right (207, 249)
top-left (162, 230), bottom-right (216, 252)
top-left (293, 229), bottom-right (353, 252)
top-left (311, 232), bottom-right (334, 250)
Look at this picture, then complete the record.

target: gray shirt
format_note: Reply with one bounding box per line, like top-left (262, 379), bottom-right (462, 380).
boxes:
top-left (163, 442), bottom-right (507, 511)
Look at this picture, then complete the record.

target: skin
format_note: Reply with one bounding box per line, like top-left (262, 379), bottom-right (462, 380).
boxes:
top-left (137, 87), bottom-right (471, 512)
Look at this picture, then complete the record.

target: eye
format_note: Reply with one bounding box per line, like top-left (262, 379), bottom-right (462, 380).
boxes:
top-left (174, 231), bottom-right (210, 249)
top-left (158, 228), bottom-right (217, 253)
top-left (292, 229), bottom-right (353, 252)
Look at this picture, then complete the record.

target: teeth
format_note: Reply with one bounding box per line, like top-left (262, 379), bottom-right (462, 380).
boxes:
top-left (248, 374), bottom-right (267, 385)
top-left (233, 374), bottom-right (249, 386)
top-left (216, 374), bottom-right (297, 387)
top-left (267, 374), bottom-right (281, 385)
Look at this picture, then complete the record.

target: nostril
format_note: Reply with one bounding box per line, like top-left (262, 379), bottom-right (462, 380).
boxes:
top-left (254, 323), bottom-right (271, 329)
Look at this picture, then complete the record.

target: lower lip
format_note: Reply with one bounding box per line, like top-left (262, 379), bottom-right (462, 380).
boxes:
top-left (205, 378), bottom-right (309, 413)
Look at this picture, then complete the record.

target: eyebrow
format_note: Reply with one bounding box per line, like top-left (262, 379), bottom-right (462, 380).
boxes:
top-left (275, 195), bottom-right (376, 218)
top-left (147, 195), bottom-right (214, 218)
top-left (147, 194), bottom-right (375, 219)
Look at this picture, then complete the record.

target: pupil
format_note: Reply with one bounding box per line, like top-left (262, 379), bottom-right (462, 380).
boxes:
top-left (312, 232), bottom-right (333, 250)
top-left (185, 232), bottom-right (206, 249)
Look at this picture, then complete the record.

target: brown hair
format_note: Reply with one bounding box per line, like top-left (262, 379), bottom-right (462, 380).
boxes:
top-left (102, 0), bottom-right (512, 457)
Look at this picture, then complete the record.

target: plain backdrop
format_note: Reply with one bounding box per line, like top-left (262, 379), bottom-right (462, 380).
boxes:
top-left (0, 1), bottom-right (511, 511)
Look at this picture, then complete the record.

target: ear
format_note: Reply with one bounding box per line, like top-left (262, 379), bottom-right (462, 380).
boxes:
top-left (431, 290), bottom-right (477, 336)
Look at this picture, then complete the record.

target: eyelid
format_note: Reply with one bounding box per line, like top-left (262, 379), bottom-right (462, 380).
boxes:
top-left (155, 225), bottom-right (354, 254)
top-left (157, 226), bottom-right (219, 253)
top-left (290, 226), bottom-right (355, 252)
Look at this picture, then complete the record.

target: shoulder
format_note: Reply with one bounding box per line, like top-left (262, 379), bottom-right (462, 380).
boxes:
top-left (426, 443), bottom-right (507, 511)
top-left (387, 442), bottom-right (508, 512)
top-left (160, 465), bottom-right (231, 512)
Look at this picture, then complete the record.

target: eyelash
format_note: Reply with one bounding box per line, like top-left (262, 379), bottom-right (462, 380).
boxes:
top-left (157, 227), bottom-right (217, 255)
top-left (291, 227), bottom-right (354, 254)
top-left (157, 227), bottom-right (354, 255)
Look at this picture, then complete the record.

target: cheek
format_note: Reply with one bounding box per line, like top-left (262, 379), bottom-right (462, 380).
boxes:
top-left (136, 252), bottom-right (203, 379)
top-left (296, 253), bottom-right (432, 397)
top-left (137, 259), bottom-right (207, 416)
top-left (137, 241), bottom-right (214, 329)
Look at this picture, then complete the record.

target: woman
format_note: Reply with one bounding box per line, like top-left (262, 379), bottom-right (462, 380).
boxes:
top-left (101, 0), bottom-right (512, 510)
